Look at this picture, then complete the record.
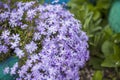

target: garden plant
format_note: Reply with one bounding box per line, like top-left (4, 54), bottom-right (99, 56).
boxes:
top-left (0, 0), bottom-right (89, 80)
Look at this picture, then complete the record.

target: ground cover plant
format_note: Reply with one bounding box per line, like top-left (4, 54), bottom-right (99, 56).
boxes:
top-left (0, 0), bottom-right (89, 80)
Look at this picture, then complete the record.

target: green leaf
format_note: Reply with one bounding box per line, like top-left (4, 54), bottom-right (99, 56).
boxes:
top-left (89, 57), bottom-right (103, 69)
top-left (101, 43), bottom-right (120, 67)
top-left (103, 25), bottom-right (113, 37)
top-left (112, 33), bottom-right (120, 43)
top-left (93, 11), bottom-right (101, 21)
top-left (38, 0), bottom-right (44, 4)
top-left (101, 41), bottom-right (114, 57)
top-left (113, 44), bottom-right (120, 55)
top-left (101, 53), bottom-right (120, 67)
top-left (92, 71), bottom-right (103, 80)
top-left (83, 12), bottom-right (93, 29)
top-left (91, 26), bottom-right (102, 33)
top-left (95, 19), bottom-right (102, 26)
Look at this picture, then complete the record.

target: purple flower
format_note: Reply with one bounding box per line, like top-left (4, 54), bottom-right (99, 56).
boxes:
top-left (0, 11), bottom-right (10, 21)
top-left (26, 9), bottom-right (37, 21)
top-left (33, 32), bottom-right (41, 41)
top-left (1, 30), bottom-right (10, 40)
top-left (0, 2), bottom-right (4, 8)
top-left (10, 62), bottom-right (18, 75)
top-left (21, 24), bottom-right (28, 29)
top-left (30, 54), bottom-right (39, 62)
top-left (10, 42), bottom-right (19, 49)
top-left (25, 60), bottom-right (33, 67)
top-left (0, 45), bottom-right (8, 54)
top-left (47, 25), bottom-right (58, 34)
top-left (11, 34), bottom-right (20, 42)
top-left (36, 22), bottom-right (46, 35)
top-left (25, 41), bottom-right (38, 54)
top-left (3, 67), bottom-right (10, 74)
top-left (14, 48), bottom-right (24, 58)
top-left (22, 1), bottom-right (35, 10)
top-left (9, 11), bottom-right (23, 27)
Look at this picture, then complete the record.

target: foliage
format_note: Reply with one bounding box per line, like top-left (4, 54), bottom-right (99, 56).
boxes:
top-left (93, 71), bottom-right (103, 80)
top-left (68, 0), bottom-right (120, 79)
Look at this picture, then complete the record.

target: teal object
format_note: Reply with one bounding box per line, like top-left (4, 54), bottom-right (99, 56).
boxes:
top-left (109, 0), bottom-right (120, 33)
top-left (0, 57), bottom-right (19, 80)
top-left (45, 0), bottom-right (69, 4)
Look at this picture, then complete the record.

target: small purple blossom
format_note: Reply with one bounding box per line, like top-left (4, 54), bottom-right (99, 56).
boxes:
top-left (10, 62), bottom-right (18, 75)
top-left (10, 42), bottom-right (19, 49)
top-left (33, 32), bottom-right (41, 41)
top-left (0, 11), bottom-right (10, 21)
top-left (21, 24), bottom-right (28, 29)
top-left (14, 48), bottom-right (24, 58)
top-left (11, 34), bottom-right (20, 42)
top-left (1, 30), bottom-right (10, 40)
top-left (0, 45), bottom-right (8, 54)
top-left (25, 41), bottom-right (38, 54)
top-left (3, 67), bottom-right (10, 74)
top-left (26, 9), bottom-right (37, 21)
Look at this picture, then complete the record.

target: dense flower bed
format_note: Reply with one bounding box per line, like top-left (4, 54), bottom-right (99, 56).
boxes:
top-left (0, 1), bottom-right (89, 80)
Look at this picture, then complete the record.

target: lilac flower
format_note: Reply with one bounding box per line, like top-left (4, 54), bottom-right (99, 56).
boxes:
top-left (14, 48), bottom-right (24, 58)
top-left (33, 32), bottom-right (41, 41)
top-left (0, 11), bottom-right (10, 21)
top-left (47, 25), bottom-right (58, 34)
top-left (22, 1), bottom-right (35, 10)
top-left (25, 41), bottom-right (38, 54)
top-left (26, 9), bottom-right (37, 21)
top-left (3, 4), bottom-right (9, 9)
top-left (0, 2), bottom-right (4, 8)
top-left (9, 11), bottom-right (23, 27)
top-left (11, 34), bottom-right (20, 42)
top-left (10, 11), bottom-right (21, 20)
top-left (9, 19), bottom-right (18, 27)
top-left (21, 24), bottom-right (28, 29)
top-left (4, 37), bottom-right (10, 44)
top-left (36, 22), bottom-right (46, 35)
top-left (30, 54), bottom-right (39, 62)
top-left (3, 67), bottom-right (10, 74)
top-left (25, 59), bottom-right (33, 67)
top-left (10, 42), bottom-right (19, 49)
top-left (1, 30), bottom-right (10, 39)
top-left (17, 2), bottom-right (23, 8)
top-left (0, 45), bottom-right (8, 54)
top-left (10, 62), bottom-right (18, 75)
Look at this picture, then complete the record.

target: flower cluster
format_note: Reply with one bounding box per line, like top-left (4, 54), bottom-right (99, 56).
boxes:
top-left (0, 1), bottom-right (89, 80)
